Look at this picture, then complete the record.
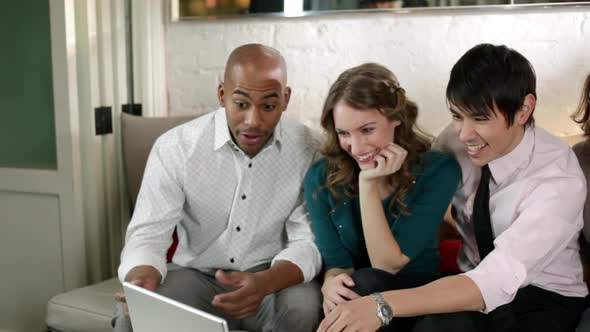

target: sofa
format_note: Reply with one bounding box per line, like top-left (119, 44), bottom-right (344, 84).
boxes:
top-left (46, 113), bottom-right (196, 332)
top-left (45, 113), bottom-right (586, 331)
top-left (44, 112), bottom-right (463, 332)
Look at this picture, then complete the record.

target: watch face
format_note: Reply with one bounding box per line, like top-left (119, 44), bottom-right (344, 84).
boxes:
top-left (379, 304), bottom-right (393, 319)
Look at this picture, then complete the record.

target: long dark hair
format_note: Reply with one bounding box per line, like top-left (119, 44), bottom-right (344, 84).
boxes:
top-left (572, 74), bottom-right (590, 137)
top-left (319, 63), bottom-right (431, 217)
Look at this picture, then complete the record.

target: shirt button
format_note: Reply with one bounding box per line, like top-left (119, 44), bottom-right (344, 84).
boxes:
top-left (236, 226), bottom-right (241, 232)
top-left (230, 258), bottom-right (235, 263)
top-left (248, 163), bottom-right (252, 168)
top-left (241, 194), bottom-right (246, 200)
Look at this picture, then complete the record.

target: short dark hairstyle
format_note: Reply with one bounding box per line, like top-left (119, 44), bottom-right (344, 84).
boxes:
top-left (446, 43), bottom-right (537, 127)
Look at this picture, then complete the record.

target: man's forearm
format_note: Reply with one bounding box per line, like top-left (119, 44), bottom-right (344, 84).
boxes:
top-left (255, 260), bottom-right (305, 295)
top-left (383, 275), bottom-right (485, 317)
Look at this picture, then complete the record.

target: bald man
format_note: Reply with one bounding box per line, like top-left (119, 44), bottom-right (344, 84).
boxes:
top-left (113, 44), bottom-right (322, 332)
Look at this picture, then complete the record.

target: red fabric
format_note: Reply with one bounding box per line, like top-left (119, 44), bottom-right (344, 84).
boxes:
top-left (166, 229), bottom-right (178, 263)
top-left (438, 240), bottom-right (462, 274)
top-left (166, 230), bottom-right (461, 271)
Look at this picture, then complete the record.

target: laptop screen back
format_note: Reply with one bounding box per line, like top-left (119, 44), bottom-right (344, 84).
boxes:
top-left (123, 281), bottom-right (229, 332)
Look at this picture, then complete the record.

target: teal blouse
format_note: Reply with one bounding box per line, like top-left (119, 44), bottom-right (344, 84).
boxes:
top-left (304, 150), bottom-right (461, 275)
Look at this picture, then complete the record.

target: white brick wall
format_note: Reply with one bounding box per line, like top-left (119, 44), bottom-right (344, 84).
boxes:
top-left (166, 7), bottom-right (590, 137)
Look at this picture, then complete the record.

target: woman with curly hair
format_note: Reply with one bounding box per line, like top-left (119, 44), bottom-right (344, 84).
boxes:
top-left (304, 63), bottom-right (461, 331)
top-left (572, 73), bottom-right (590, 242)
top-left (573, 73), bottom-right (590, 332)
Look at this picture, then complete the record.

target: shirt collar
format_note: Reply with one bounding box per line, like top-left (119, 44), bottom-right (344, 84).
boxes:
top-left (488, 126), bottom-right (534, 185)
top-left (213, 107), bottom-right (283, 153)
top-left (213, 108), bottom-right (232, 151)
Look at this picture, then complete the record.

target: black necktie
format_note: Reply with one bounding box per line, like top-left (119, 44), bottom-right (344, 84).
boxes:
top-left (473, 165), bottom-right (494, 260)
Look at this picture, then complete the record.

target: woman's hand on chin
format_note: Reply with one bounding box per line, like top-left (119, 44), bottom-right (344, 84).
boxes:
top-left (359, 143), bottom-right (407, 183)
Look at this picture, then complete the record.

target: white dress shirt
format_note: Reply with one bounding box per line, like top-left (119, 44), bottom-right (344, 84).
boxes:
top-left (434, 125), bottom-right (588, 313)
top-left (118, 108), bottom-right (322, 283)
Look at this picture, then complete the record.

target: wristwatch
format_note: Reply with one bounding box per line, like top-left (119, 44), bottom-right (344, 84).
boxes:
top-left (371, 292), bottom-right (394, 327)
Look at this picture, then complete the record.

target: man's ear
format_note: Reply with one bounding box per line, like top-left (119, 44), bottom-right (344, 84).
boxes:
top-left (283, 86), bottom-right (292, 111)
top-left (217, 82), bottom-right (225, 107)
top-left (515, 93), bottom-right (536, 126)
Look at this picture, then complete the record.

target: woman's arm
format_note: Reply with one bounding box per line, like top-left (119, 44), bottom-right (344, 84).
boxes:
top-left (359, 178), bottom-right (409, 273)
top-left (359, 149), bottom-right (461, 274)
top-left (358, 143), bottom-right (410, 273)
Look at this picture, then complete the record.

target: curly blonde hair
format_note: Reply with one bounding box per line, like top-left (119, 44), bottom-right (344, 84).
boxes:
top-left (320, 63), bottom-right (431, 217)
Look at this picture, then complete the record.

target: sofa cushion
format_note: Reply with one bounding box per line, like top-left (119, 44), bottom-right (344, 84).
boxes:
top-left (46, 278), bottom-right (120, 332)
top-left (46, 277), bottom-right (247, 332)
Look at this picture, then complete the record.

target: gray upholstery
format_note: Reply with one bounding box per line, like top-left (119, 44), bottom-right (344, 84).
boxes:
top-left (46, 279), bottom-right (121, 332)
top-left (46, 113), bottom-right (199, 332)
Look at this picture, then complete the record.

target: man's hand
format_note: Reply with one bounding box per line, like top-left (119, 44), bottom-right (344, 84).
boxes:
top-left (317, 295), bottom-right (381, 332)
top-left (115, 265), bottom-right (162, 318)
top-left (212, 270), bottom-right (269, 320)
top-left (321, 273), bottom-right (360, 316)
top-left (359, 143), bottom-right (407, 183)
top-left (125, 265), bottom-right (162, 290)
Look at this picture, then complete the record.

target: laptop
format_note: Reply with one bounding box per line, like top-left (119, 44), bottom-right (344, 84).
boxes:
top-left (123, 281), bottom-right (229, 332)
